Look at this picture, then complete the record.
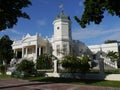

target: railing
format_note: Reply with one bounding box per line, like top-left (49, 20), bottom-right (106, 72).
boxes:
top-left (103, 57), bottom-right (118, 69)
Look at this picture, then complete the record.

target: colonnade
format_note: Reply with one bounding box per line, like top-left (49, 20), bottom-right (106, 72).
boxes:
top-left (14, 45), bottom-right (45, 60)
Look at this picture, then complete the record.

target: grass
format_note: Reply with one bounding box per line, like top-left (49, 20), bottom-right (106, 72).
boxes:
top-left (0, 74), bottom-right (11, 79)
top-left (25, 76), bottom-right (120, 87)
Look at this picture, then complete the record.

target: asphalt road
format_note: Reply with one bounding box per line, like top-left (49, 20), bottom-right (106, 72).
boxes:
top-left (0, 78), bottom-right (120, 90)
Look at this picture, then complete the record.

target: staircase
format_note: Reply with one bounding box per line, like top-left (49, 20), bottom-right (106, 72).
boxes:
top-left (6, 58), bottom-right (34, 75)
top-left (6, 58), bottom-right (22, 75)
top-left (6, 66), bottom-right (16, 75)
top-left (93, 56), bottom-right (118, 69)
top-left (103, 57), bottom-right (118, 69)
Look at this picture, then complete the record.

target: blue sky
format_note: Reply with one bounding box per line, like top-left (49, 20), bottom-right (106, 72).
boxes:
top-left (0, 0), bottom-right (120, 45)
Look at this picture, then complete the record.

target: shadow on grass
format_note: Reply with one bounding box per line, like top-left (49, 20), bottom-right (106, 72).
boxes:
top-left (28, 77), bottom-right (103, 84)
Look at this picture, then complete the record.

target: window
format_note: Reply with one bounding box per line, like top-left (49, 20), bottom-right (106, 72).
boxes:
top-left (56, 45), bottom-right (60, 56)
top-left (63, 44), bottom-right (67, 55)
top-left (57, 27), bottom-right (59, 30)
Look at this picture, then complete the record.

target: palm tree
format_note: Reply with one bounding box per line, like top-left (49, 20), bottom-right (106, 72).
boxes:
top-left (107, 51), bottom-right (119, 62)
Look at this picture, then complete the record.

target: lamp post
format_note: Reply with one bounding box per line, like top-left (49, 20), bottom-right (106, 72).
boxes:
top-left (99, 46), bottom-right (104, 74)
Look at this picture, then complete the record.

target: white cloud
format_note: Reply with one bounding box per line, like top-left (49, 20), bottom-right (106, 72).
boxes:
top-left (103, 30), bottom-right (120, 41)
top-left (72, 28), bottom-right (101, 39)
top-left (9, 29), bottom-right (22, 35)
top-left (79, 0), bottom-right (84, 7)
top-left (1, 29), bottom-right (22, 35)
top-left (37, 20), bottom-right (46, 27)
top-left (0, 29), bottom-right (23, 40)
top-left (72, 27), bottom-right (120, 44)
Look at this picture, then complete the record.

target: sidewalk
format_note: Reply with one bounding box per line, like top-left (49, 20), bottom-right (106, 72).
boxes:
top-left (0, 78), bottom-right (120, 90)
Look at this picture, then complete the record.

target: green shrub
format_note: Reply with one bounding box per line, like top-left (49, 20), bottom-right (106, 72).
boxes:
top-left (61, 55), bottom-right (81, 72)
top-left (36, 54), bottom-right (53, 69)
top-left (16, 59), bottom-right (36, 77)
top-left (80, 55), bottom-right (91, 73)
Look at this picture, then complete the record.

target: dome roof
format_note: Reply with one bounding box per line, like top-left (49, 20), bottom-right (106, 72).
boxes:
top-left (55, 11), bottom-right (70, 20)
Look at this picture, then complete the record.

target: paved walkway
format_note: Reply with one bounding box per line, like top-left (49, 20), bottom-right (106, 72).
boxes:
top-left (0, 78), bottom-right (120, 90)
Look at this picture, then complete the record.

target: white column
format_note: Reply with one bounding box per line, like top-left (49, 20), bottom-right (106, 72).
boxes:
top-left (26, 47), bottom-right (28, 57)
top-left (115, 61), bottom-right (118, 69)
top-left (22, 47), bottom-right (24, 58)
top-left (14, 50), bottom-right (17, 57)
top-left (39, 47), bottom-right (41, 56)
top-left (16, 51), bottom-right (18, 58)
top-left (14, 50), bottom-right (15, 53)
top-left (36, 45), bottom-right (38, 59)
top-left (53, 59), bottom-right (58, 73)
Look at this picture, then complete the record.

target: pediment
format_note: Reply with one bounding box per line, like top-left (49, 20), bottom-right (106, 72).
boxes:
top-left (25, 33), bottom-right (31, 38)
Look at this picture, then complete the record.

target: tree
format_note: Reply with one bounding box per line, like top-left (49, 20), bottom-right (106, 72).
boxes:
top-left (0, 65), bottom-right (6, 74)
top-left (75, 0), bottom-right (120, 28)
top-left (0, 35), bottom-right (13, 65)
top-left (104, 40), bottom-right (118, 44)
top-left (61, 55), bottom-right (91, 73)
top-left (36, 54), bottom-right (53, 69)
top-left (0, 0), bottom-right (31, 31)
top-left (106, 51), bottom-right (120, 67)
top-left (0, 35), bottom-right (13, 74)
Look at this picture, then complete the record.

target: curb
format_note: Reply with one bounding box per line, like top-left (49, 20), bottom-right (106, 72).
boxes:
top-left (0, 82), bottom-right (48, 89)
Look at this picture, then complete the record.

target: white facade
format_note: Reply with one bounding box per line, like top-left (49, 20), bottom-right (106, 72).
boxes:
top-left (12, 12), bottom-right (119, 62)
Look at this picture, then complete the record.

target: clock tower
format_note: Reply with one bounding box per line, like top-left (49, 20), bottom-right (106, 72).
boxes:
top-left (52, 11), bottom-right (72, 59)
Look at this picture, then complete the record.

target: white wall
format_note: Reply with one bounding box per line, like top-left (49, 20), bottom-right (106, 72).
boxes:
top-left (88, 43), bottom-right (119, 54)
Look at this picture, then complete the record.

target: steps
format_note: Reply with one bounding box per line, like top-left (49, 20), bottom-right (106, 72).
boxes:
top-left (103, 57), bottom-right (118, 69)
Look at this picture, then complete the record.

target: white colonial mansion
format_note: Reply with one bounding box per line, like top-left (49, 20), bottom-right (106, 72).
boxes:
top-left (12, 11), bottom-right (119, 65)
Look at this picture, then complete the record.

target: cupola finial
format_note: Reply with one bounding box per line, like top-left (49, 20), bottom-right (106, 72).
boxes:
top-left (59, 3), bottom-right (64, 13)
